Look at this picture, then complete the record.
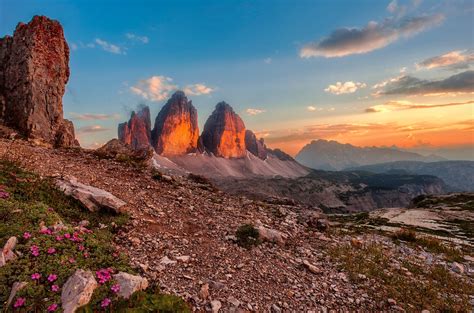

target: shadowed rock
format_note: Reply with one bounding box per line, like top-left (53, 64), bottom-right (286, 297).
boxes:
top-left (0, 15), bottom-right (78, 147)
top-left (245, 130), bottom-right (267, 160)
top-left (61, 269), bottom-right (97, 313)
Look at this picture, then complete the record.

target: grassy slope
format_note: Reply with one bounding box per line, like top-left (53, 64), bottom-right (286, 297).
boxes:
top-left (0, 160), bottom-right (189, 312)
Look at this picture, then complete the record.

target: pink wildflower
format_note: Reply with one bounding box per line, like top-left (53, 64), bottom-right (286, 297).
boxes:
top-left (83, 251), bottom-right (89, 258)
top-left (0, 191), bottom-right (10, 199)
top-left (101, 298), bottom-right (111, 308)
top-left (64, 233), bottom-right (71, 239)
top-left (51, 285), bottom-right (60, 292)
top-left (68, 257), bottom-right (75, 264)
top-left (96, 268), bottom-right (113, 284)
top-left (23, 232), bottom-right (31, 240)
top-left (78, 245), bottom-right (85, 251)
top-left (47, 247), bottom-right (56, 255)
top-left (40, 228), bottom-right (52, 235)
top-left (13, 297), bottom-right (26, 308)
top-left (31, 273), bottom-right (41, 280)
top-left (30, 245), bottom-right (40, 256)
top-left (47, 274), bottom-right (57, 282)
top-left (47, 303), bottom-right (58, 312)
top-left (111, 284), bottom-right (121, 293)
top-left (55, 235), bottom-right (63, 241)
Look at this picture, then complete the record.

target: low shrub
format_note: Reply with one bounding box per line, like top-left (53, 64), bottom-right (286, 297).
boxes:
top-left (236, 224), bottom-right (260, 249)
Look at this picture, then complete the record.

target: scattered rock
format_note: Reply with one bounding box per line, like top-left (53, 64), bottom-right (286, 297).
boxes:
top-left (210, 300), bottom-right (222, 313)
top-left (199, 283), bottom-right (210, 300)
top-left (113, 272), bottom-right (149, 299)
top-left (451, 262), bottom-right (465, 274)
top-left (160, 256), bottom-right (177, 265)
top-left (0, 236), bottom-right (18, 267)
top-left (176, 255), bottom-right (191, 263)
top-left (56, 177), bottom-right (127, 213)
top-left (257, 225), bottom-right (286, 245)
top-left (61, 269), bottom-right (98, 313)
top-left (303, 260), bottom-right (321, 274)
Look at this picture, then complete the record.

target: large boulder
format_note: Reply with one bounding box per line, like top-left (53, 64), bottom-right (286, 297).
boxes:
top-left (94, 139), bottom-right (154, 163)
top-left (56, 177), bottom-right (127, 213)
top-left (118, 105), bottom-right (152, 150)
top-left (61, 269), bottom-right (97, 313)
top-left (151, 91), bottom-right (199, 156)
top-left (0, 15), bottom-right (78, 147)
top-left (199, 102), bottom-right (246, 158)
top-left (113, 272), bottom-right (149, 299)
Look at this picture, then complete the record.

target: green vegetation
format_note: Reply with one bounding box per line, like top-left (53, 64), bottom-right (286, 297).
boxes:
top-left (0, 160), bottom-right (188, 312)
top-left (236, 224), bottom-right (260, 249)
top-left (412, 193), bottom-right (474, 211)
top-left (328, 242), bottom-right (473, 311)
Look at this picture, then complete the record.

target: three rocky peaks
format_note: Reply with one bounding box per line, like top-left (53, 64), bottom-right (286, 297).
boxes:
top-left (0, 16), bottom-right (78, 147)
top-left (118, 91), bottom-right (282, 160)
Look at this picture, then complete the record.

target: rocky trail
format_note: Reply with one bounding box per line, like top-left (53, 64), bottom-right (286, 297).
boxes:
top-left (2, 139), bottom-right (473, 312)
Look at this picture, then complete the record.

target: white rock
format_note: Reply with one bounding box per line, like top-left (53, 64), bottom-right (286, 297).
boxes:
top-left (56, 177), bottom-right (126, 213)
top-left (257, 225), bottom-right (286, 245)
top-left (160, 256), bottom-right (177, 265)
top-left (113, 272), bottom-right (149, 299)
top-left (211, 300), bottom-right (222, 312)
top-left (61, 269), bottom-right (98, 313)
top-left (0, 237), bottom-right (18, 267)
top-left (176, 255), bottom-right (191, 263)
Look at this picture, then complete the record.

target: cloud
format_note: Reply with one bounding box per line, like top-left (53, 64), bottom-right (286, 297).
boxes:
top-left (69, 113), bottom-right (121, 121)
top-left (300, 13), bottom-right (444, 58)
top-left (130, 76), bottom-right (178, 101)
top-left (416, 50), bottom-right (474, 70)
top-left (324, 81), bottom-right (367, 94)
top-left (125, 33), bottom-right (149, 44)
top-left (264, 57), bottom-right (272, 64)
top-left (246, 108), bottom-right (266, 115)
top-left (365, 99), bottom-right (474, 113)
top-left (307, 106), bottom-right (320, 112)
top-left (70, 43), bottom-right (78, 51)
top-left (95, 38), bottom-right (124, 54)
top-left (183, 83), bottom-right (214, 96)
top-left (387, 0), bottom-right (399, 13)
top-left (373, 70), bottom-right (474, 96)
top-left (77, 125), bottom-right (110, 134)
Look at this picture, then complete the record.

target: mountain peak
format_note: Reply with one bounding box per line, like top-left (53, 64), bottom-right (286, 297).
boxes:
top-left (200, 102), bottom-right (246, 158)
top-left (118, 105), bottom-right (151, 150)
top-left (151, 91), bottom-right (199, 156)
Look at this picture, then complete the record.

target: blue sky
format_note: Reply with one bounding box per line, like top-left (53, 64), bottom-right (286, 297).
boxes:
top-left (1, 0), bottom-right (473, 157)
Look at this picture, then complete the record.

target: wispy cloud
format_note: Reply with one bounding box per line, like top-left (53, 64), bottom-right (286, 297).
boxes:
top-left (69, 113), bottom-right (121, 121)
top-left (183, 83), bottom-right (214, 96)
top-left (246, 108), bottom-right (266, 116)
top-left (373, 70), bottom-right (474, 96)
top-left (130, 76), bottom-right (178, 101)
top-left (416, 50), bottom-right (474, 70)
top-left (95, 38), bottom-right (124, 54)
top-left (77, 125), bottom-right (110, 134)
top-left (365, 99), bottom-right (474, 113)
top-left (125, 33), bottom-right (149, 44)
top-left (264, 57), bottom-right (272, 64)
top-left (325, 81), bottom-right (367, 95)
top-left (300, 13), bottom-right (444, 58)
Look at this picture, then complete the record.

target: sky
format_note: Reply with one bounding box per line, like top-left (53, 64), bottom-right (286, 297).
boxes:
top-left (1, 0), bottom-right (473, 159)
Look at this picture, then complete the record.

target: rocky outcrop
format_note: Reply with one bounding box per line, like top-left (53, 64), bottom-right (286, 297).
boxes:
top-left (95, 139), bottom-right (154, 163)
top-left (0, 15), bottom-right (78, 147)
top-left (200, 102), bottom-right (246, 158)
top-left (61, 269), bottom-right (98, 313)
top-left (118, 106), bottom-right (152, 150)
top-left (245, 130), bottom-right (267, 160)
top-left (56, 177), bottom-right (127, 213)
top-left (152, 91), bottom-right (199, 156)
top-left (0, 237), bottom-right (18, 267)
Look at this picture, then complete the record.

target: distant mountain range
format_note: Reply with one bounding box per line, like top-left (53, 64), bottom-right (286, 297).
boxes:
top-left (295, 139), bottom-right (445, 171)
top-left (348, 161), bottom-right (474, 192)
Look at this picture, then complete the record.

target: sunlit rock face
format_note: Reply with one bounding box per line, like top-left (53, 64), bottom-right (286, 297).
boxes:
top-left (151, 91), bottom-right (199, 156)
top-left (200, 102), bottom-right (246, 159)
top-left (245, 130), bottom-right (268, 160)
top-left (118, 106), bottom-right (152, 150)
top-left (0, 15), bottom-right (78, 147)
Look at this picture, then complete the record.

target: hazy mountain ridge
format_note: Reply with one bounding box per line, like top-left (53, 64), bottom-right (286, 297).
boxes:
top-left (296, 139), bottom-right (445, 171)
top-left (348, 160), bottom-right (474, 192)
